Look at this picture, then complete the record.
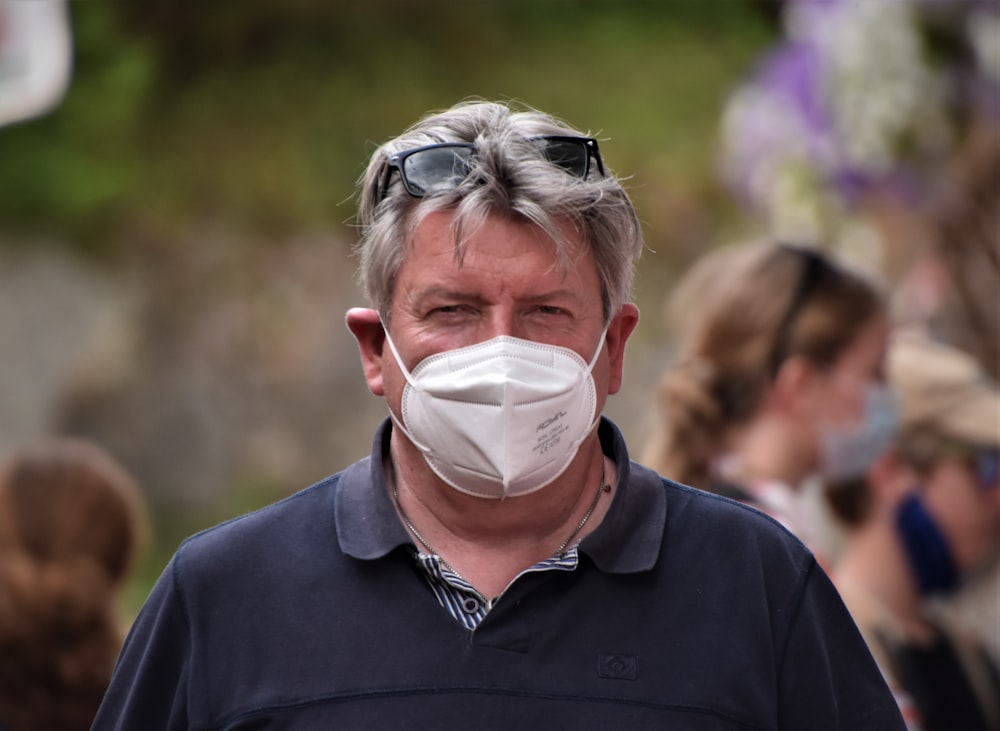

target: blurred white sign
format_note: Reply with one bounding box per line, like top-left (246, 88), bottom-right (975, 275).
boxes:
top-left (0, 0), bottom-right (72, 127)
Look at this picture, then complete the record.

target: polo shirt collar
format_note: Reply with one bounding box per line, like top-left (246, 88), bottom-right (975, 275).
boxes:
top-left (335, 418), bottom-right (666, 574)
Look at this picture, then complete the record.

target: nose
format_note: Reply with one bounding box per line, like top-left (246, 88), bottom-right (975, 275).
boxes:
top-left (481, 308), bottom-right (520, 342)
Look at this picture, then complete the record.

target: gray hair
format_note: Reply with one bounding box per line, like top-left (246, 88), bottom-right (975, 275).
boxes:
top-left (354, 100), bottom-right (643, 321)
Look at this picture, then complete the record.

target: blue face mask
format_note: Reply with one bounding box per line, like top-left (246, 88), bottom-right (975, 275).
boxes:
top-left (820, 382), bottom-right (899, 482)
top-left (895, 492), bottom-right (959, 596)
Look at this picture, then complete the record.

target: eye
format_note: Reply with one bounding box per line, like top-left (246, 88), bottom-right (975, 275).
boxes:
top-left (533, 305), bottom-right (566, 316)
top-left (426, 303), bottom-right (478, 319)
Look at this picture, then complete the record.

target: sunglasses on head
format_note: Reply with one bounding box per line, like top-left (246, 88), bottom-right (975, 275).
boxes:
top-left (374, 135), bottom-right (605, 205)
top-left (768, 246), bottom-right (831, 377)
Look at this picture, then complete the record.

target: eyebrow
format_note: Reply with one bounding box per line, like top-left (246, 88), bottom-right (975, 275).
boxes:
top-left (407, 285), bottom-right (588, 310)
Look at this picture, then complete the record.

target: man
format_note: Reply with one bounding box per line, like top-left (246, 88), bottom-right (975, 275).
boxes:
top-left (93, 101), bottom-right (905, 729)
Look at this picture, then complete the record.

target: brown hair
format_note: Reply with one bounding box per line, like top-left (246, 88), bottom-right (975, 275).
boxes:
top-left (823, 475), bottom-right (872, 528)
top-left (0, 438), bottom-right (147, 731)
top-left (642, 242), bottom-right (885, 489)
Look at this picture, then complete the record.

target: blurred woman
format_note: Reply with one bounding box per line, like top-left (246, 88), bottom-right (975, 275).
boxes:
top-left (0, 438), bottom-right (147, 731)
top-left (826, 332), bottom-right (1000, 731)
top-left (642, 241), bottom-right (893, 557)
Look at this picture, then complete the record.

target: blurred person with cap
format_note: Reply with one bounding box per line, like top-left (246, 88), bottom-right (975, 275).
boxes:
top-left (825, 331), bottom-right (1000, 731)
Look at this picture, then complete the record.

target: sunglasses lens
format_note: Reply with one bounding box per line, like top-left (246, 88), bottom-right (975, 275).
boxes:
top-left (381, 137), bottom-right (601, 204)
top-left (976, 448), bottom-right (999, 488)
top-left (538, 139), bottom-right (591, 177)
top-left (401, 146), bottom-right (474, 196)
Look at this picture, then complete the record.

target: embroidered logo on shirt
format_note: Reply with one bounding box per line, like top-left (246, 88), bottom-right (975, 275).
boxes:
top-left (598, 653), bottom-right (637, 680)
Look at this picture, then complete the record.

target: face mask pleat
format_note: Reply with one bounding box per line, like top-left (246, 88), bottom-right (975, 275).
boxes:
top-left (383, 327), bottom-right (606, 499)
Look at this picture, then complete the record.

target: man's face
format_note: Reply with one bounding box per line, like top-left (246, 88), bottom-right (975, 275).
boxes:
top-left (348, 209), bottom-right (638, 424)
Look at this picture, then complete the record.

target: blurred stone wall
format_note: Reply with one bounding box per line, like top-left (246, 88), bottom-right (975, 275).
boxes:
top-left (0, 231), bottom-right (675, 511)
top-left (0, 230), bottom-right (384, 507)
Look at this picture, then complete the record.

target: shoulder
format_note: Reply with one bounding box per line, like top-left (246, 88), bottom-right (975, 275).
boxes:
top-left (612, 460), bottom-right (817, 595)
top-left (174, 471), bottom-right (343, 578)
top-left (664, 474), bottom-right (803, 539)
top-left (655, 472), bottom-right (817, 579)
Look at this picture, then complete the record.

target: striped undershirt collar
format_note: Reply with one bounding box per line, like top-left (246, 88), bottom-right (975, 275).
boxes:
top-left (412, 548), bottom-right (580, 631)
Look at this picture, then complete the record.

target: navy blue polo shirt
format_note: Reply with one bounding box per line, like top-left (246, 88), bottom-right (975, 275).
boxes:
top-left (92, 419), bottom-right (905, 730)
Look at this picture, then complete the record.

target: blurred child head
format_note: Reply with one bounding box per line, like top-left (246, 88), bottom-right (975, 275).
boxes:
top-left (0, 437), bottom-right (148, 730)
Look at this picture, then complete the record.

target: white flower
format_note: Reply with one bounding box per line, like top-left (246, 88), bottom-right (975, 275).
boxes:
top-left (969, 8), bottom-right (1000, 82)
top-left (803, 0), bottom-right (947, 173)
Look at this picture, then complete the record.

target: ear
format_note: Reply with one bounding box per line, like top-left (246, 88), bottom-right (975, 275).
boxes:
top-left (867, 450), bottom-right (918, 508)
top-left (345, 307), bottom-right (387, 396)
top-left (770, 355), bottom-right (822, 416)
top-left (606, 303), bottom-right (640, 395)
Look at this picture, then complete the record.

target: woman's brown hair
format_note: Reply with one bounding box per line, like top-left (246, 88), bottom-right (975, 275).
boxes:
top-left (0, 438), bottom-right (147, 731)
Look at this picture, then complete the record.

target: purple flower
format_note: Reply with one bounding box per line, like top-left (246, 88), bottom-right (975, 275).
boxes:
top-left (718, 0), bottom-right (992, 224)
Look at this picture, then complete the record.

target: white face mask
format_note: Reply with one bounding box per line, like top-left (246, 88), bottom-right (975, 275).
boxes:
top-left (820, 382), bottom-right (899, 482)
top-left (382, 324), bottom-right (607, 499)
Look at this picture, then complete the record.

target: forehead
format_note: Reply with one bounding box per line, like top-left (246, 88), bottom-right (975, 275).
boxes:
top-left (394, 210), bottom-right (600, 299)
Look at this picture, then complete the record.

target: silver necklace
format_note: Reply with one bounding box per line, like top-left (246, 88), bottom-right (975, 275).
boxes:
top-left (390, 462), bottom-right (611, 566)
top-left (553, 462), bottom-right (611, 555)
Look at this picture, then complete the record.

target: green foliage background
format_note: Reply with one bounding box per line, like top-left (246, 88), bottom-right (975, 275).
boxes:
top-left (1, 0), bottom-right (778, 613)
top-left (0, 0), bottom-right (774, 256)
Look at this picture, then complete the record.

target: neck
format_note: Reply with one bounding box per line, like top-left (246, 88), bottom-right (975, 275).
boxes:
top-left (834, 519), bottom-right (933, 643)
top-left (388, 431), bottom-right (613, 598)
top-left (724, 415), bottom-right (813, 489)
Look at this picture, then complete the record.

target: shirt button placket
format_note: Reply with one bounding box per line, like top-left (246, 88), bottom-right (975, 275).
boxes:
top-left (462, 596), bottom-right (481, 614)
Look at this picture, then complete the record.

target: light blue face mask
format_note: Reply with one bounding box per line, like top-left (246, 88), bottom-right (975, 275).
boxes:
top-left (819, 382), bottom-right (899, 482)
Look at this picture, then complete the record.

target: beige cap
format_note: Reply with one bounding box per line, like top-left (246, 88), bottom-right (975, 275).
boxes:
top-left (889, 330), bottom-right (1000, 447)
